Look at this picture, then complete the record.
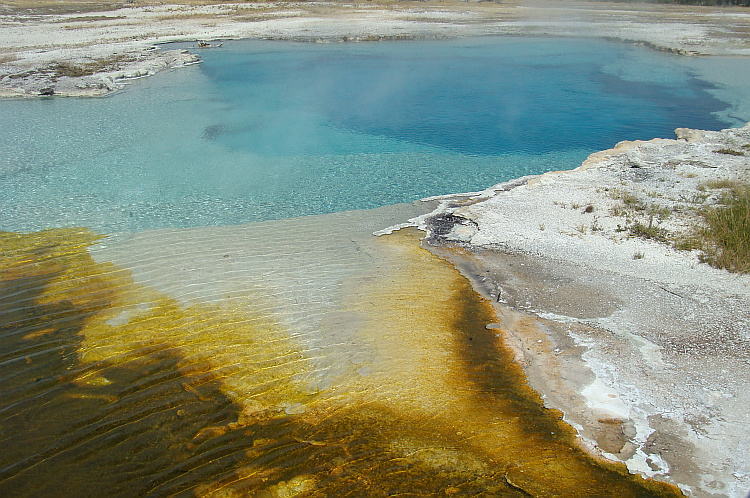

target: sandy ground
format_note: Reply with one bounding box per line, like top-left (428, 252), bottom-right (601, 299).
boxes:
top-left (2, 1), bottom-right (750, 497)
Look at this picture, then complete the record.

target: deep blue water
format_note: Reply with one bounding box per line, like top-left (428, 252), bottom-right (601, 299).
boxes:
top-left (0, 37), bottom-right (745, 232)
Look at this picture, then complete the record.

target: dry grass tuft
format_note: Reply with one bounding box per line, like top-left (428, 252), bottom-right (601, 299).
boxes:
top-left (698, 185), bottom-right (750, 273)
top-left (0, 55), bottom-right (18, 65)
top-left (51, 54), bottom-right (137, 79)
top-left (714, 148), bottom-right (746, 156)
top-left (701, 178), bottom-right (739, 190)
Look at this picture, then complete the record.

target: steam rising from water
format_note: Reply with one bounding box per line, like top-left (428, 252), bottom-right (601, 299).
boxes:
top-left (0, 37), bottom-right (743, 233)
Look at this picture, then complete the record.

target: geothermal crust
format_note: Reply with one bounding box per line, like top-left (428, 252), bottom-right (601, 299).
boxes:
top-left (394, 123), bottom-right (750, 498)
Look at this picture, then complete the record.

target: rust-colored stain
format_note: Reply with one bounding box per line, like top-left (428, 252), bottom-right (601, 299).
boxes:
top-left (0, 227), bottom-right (683, 496)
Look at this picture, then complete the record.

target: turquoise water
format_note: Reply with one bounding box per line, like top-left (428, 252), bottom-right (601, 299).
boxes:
top-left (0, 37), bottom-right (745, 233)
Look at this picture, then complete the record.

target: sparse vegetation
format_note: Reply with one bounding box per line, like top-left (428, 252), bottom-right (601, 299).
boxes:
top-left (53, 15), bottom-right (126, 22)
top-left (51, 55), bottom-right (136, 79)
top-left (633, 251), bottom-right (645, 260)
top-left (629, 221), bottom-right (669, 242)
top-left (54, 62), bottom-right (94, 78)
top-left (678, 191), bottom-right (709, 204)
top-left (649, 205), bottom-right (673, 221)
top-left (673, 236), bottom-right (702, 252)
top-left (8, 69), bottom-right (37, 79)
top-left (697, 185), bottom-right (750, 273)
top-left (607, 180), bottom-right (750, 273)
top-left (609, 188), bottom-right (641, 208)
top-left (603, 0), bottom-right (750, 6)
top-left (701, 179), bottom-right (739, 190)
top-left (608, 185), bottom-right (678, 244)
top-left (7, 54), bottom-right (138, 81)
top-left (2, 0), bottom-right (131, 15)
top-left (714, 148), bottom-right (746, 156)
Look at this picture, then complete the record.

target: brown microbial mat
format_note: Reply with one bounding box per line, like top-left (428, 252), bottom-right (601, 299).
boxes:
top-left (0, 222), bottom-right (684, 496)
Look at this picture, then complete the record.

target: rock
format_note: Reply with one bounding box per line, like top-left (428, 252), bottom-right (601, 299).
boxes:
top-left (38, 87), bottom-right (54, 96)
top-left (674, 127), bottom-right (705, 142)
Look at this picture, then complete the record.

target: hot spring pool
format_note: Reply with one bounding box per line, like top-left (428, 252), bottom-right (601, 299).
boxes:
top-left (1, 37), bottom-right (747, 233)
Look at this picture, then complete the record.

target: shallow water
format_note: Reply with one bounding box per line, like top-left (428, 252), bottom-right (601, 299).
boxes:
top-left (1, 37), bottom-right (746, 233)
top-left (0, 221), bottom-right (684, 496)
top-left (2, 37), bottom-right (749, 496)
